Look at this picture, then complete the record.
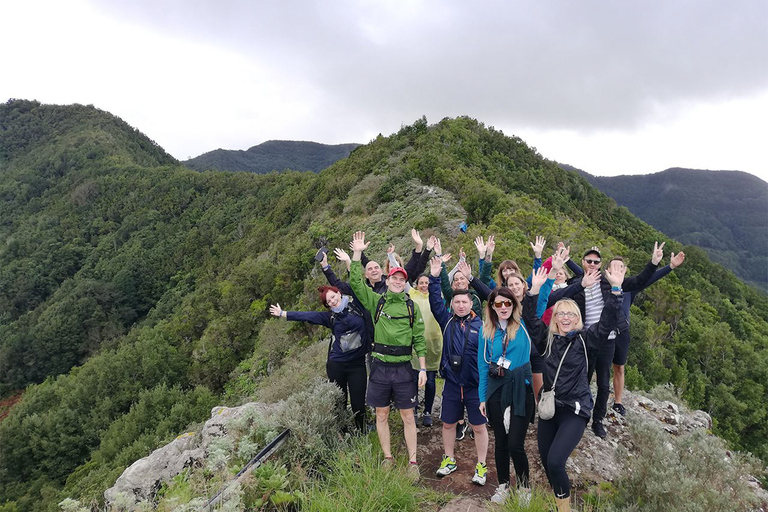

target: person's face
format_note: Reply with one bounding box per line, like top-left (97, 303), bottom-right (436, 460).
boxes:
top-left (554, 269), bottom-right (567, 284)
top-left (416, 276), bottom-right (429, 293)
top-left (451, 294), bottom-right (472, 317)
top-left (508, 277), bottom-right (525, 300)
top-left (582, 252), bottom-right (602, 273)
top-left (387, 272), bottom-right (407, 293)
top-left (492, 296), bottom-right (514, 321)
top-left (325, 290), bottom-right (342, 308)
top-left (365, 261), bottom-right (382, 282)
top-left (554, 308), bottom-right (579, 334)
top-left (452, 271), bottom-right (469, 290)
top-left (501, 266), bottom-right (517, 279)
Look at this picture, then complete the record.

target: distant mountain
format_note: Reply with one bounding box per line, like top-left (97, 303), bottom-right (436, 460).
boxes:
top-left (566, 165), bottom-right (768, 293)
top-left (182, 140), bottom-right (360, 173)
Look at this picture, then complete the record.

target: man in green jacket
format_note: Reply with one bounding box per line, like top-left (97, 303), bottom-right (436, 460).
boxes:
top-left (350, 231), bottom-right (427, 477)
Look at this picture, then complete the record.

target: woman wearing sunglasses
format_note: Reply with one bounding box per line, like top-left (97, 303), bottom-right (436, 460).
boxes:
top-left (477, 284), bottom-right (541, 504)
top-left (523, 255), bottom-right (628, 512)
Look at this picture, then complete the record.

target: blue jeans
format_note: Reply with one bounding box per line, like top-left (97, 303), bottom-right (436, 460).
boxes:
top-left (412, 370), bottom-right (437, 414)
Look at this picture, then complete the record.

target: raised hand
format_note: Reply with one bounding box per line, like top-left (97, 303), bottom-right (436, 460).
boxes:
top-left (387, 243), bottom-right (396, 254)
top-left (320, 251), bottom-right (328, 267)
top-left (429, 256), bottom-right (442, 277)
top-left (459, 247), bottom-right (466, 261)
top-left (269, 304), bottom-right (284, 318)
top-left (651, 241), bottom-right (666, 265)
top-left (551, 245), bottom-right (570, 271)
top-left (351, 231), bottom-right (370, 256)
top-left (411, 228), bottom-right (424, 253)
top-left (334, 248), bottom-right (350, 263)
top-left (670, 251), bottom-right (686, 269)
top-left (474, 236), bottom-right (487, 259)
top-left (530, 236), bottom-right (546, 258)
top-left (486, 235), bottom-right (496, 257)
top-left (582, 268), bottom-right (600, 288)
top-left (531, 266), bottom-right (548, 292)
top-left (457, 259), bottom-right (473, 279)
top-left (605, 260), bottom-right (627, 288)
top-left (441, 253), bottom-right (452, 263)
top-left (433, 237), bottom-right (443, 257)
top-left (426, 235), bottom-right (437, 251)
top-left (557, 242), bottom-right (571, 263)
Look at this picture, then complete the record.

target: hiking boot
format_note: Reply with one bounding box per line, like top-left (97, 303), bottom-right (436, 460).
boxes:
top-left (612, 402), bottom-right (626, 416)
top-left (456, 422), bottom-right (468, 441)
top-left (436, 455), bottom-right (457, 477)
top-left (422, 412), bottom-right (433, 427)
top-left (407, 461), bottom-right (420, 481)
top-left (490, 483), bottom-right (510, 503)
top-left (516, 487), bottom-right (532, 507)
top-left (592, 420), bottom-right (607, 439)
top-left (471, 462), bottom-right (487, 485)
top-left (381, 456), bottom-right (395, 470)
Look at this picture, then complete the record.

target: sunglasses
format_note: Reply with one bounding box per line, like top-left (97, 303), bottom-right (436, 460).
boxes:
top-left (584, 258), bottom-right (601, 265)
top-left (555, 311), bottom-right (578, 318)
top-left (493, 300), bottom-right (513, 308)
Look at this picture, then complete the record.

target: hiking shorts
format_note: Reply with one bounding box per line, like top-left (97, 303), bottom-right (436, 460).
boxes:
top-left (440, 381), bottom-right (487, 426)
top-left (613, 334), bottom-right (630, 366)
top-left (366, 359), bottom-right (417, 409)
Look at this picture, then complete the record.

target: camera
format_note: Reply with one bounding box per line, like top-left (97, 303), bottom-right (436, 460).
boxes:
top-left (488, 362), bottom-right (505, 378)
top-left (450, 354), bottom-right (462, 370)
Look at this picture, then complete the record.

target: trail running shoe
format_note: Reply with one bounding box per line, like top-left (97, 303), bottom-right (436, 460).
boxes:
top-left (471, 462), bottom-right (487, 485)
top-left (612, 402), bottom-right (627, 416)
top-left (381, 456), bottom-right (395, 470)
top-left (516, 487), bottom-right (532, 506)
top-left (407, 461), bottom-right (420, 481)
top-left (422, 412), bottom-right (433, 427)
top-left (490, 483), bottom-right (510, 503)
top-left (436, 455), bottom-right (458, 476)
top-left (455, 422), bottom-right (468, 441)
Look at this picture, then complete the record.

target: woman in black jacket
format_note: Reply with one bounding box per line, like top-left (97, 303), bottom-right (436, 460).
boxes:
top-left (269, 285), bottom-right (370, 432)
top-left (522, 259), bottom-right (627, 512)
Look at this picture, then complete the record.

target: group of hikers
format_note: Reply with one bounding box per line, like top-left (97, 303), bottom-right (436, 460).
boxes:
top-left (269, 228), bottom-right (685, 511)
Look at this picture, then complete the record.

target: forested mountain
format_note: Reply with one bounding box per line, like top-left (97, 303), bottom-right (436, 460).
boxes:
top-left (1, 101), bottom-right (767, 510)
top-left (569, 165), bottom-right (768, 293)
top-left (182, 140), bottom-right (360, 173)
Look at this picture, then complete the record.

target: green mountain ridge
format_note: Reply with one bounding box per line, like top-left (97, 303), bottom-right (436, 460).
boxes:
top-left (0, 101), bottom-right (766, 510)
top-left (182, 140), bottom-right (360, 174)
top-left (567, 165), bottom-right (768, 293)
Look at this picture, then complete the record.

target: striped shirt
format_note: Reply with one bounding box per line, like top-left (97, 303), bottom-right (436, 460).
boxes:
top-left (583, 281), bottom-right (604, 329)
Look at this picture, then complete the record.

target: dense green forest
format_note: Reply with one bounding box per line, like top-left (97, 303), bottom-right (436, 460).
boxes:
top-left (1, 100), bottom-right (767, 510)
top-left (572, 166), bottom-right (768, 292)
top-left (182, 140), bottom-right (360, 174)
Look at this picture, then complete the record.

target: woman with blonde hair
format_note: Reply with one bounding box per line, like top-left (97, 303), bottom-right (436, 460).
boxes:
top-left (523, 258), bottom-right (627, 512)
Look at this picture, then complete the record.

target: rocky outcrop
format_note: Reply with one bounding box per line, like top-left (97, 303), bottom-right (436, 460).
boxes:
top-left (104, 402), bottom-right (274, 506)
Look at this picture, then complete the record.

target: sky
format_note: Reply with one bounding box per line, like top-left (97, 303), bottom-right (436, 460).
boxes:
top-left (2, 0), bottom-right (767, 182)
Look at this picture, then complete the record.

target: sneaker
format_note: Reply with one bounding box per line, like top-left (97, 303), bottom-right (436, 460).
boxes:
top-left (490, 483), bottom-right (510, 503)
top-left (422, 412), bottom-right (433, 427)
top-left (381, 456), bottom-right (395, 470)
top-left (456, 422), bottom-right (468, 441)
top-left (471, 462), bottom-right (487, 485)
top-left (516, 487), bottom-right (532, 507)
top-left (407, 461), bottom-right (420, 481)
top-left (592, 420), bottom-right (607, 439)
top-left (612, 402), bottom-right (627, 416)
top-left (436, 455), bottom-right (458, 477)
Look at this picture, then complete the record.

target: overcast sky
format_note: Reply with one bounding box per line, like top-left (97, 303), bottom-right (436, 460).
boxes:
top-left (3, 0), bottom-right (767, 182)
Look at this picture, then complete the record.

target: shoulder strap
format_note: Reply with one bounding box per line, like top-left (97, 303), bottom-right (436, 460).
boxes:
top-left (579, 334), bottom-right (588, 370)
top-left (374, 295), bottom-right (387, 323)
top-left (550, 341), bottom-right (573, 392)
top-left (374, 295), bottom-right (415, 329)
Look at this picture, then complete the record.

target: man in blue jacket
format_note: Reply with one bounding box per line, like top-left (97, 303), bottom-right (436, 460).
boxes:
top-left (427, 256), bottom-right (489, 486)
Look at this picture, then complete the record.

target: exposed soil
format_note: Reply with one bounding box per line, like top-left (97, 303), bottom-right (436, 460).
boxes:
top-left (0, 391), bottom-right (23, 423)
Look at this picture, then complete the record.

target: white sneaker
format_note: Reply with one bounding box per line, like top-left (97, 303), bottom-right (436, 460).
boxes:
top-left (471, 462), bottom-right (487, 485)
top-left (490, 483), bottom-right (510, 503)
top-left (517, 487), bottom-right (532, 507)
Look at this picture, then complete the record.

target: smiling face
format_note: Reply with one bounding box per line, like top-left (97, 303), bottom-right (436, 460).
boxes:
top-left (451, 292), bottom-right (472, 317)
top-left (554, 269), bottom-right (568, 285)
top-left (365, 261), bottom-right (382, 282)
top-left (552, 300), bottom-right (583, 334)
top-left (386, 272), bottom-right (407, 293)
top-left (582, 251), bottom-right (602, 273)
top-left (452, 271), bottom-right (469, 290)
top-left (507, 275), bottom-right (526, 301)
top-left (324, 290), bottom-right (342, 308)
top-left (416, 275), bottom-right (429, 293)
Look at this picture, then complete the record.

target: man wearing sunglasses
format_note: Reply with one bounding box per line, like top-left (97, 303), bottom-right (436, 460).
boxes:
top-left (546, 242), bottom-right (665, 439)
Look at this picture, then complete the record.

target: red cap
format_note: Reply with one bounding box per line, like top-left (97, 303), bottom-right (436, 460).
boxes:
top-left (387, 267), bottom-right (408, 279)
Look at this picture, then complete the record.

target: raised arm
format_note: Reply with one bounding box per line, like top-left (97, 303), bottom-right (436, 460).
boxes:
top-left (621, 241), bottom-right (664, 292)
top-left (427, 256), bottom-right (451, 328)
top-left (349, 231), bottom-right (381, 312)
top-left (522, 271), bottom-right (549, 353)
top-left (459, 259), bottom-right (492, 302)
top-left (270, 303), bottom-right (333, 328)
top-left (589, 261), bottom-right (628, 343)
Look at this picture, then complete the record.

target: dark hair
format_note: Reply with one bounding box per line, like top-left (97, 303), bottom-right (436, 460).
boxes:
top-left (483, 287), bottom-right (522, 341)
top-left (452, 289), bottom-right (472, 299)
top-left (317, 285), bottom-right (342, 308)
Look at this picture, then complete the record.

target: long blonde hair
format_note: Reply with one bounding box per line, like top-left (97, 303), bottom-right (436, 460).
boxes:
top-left (545, 299), bottom-right (583, 357)
top-left (483, 287), bottom-right (522, 342)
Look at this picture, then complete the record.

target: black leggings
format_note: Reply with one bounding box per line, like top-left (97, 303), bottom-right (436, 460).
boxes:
top-left (587, 338), bottom-right (615, 423)
top-left (486, 386), bottom-right (535, 488)
top-left (537, 406), bottom-right (588, 498)
top-left (326, 359), bottom-right (367, 432)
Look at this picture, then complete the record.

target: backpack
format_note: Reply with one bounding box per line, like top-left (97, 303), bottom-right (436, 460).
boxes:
top-left (373, 294), bottom-right (415, 328)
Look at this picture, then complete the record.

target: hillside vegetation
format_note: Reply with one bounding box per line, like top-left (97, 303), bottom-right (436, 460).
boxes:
top-left (182, 140), bottom-right (360, 174)
top-left (0, 101), bottom-right (766, 510)
top-left (574, 166), bottom-right (768, 292)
